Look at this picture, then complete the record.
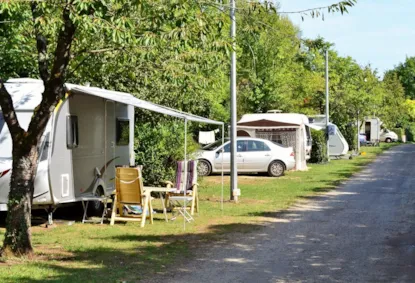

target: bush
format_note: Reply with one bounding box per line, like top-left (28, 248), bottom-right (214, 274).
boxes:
top-left (309, 129), bottom-right (328, 164)
top-left (405, 123), bottom-right (415, 142)
top-left (342, 124), bottom-right (357, 151)
top-left (134, 119), bottom-right (199, 186)
top-left (391, 127), bottom-right (405, 141)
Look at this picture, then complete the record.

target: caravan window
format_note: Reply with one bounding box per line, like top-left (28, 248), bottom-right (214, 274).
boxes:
top-left (39, 133), bottom-right (50, 161)
top-left (116, 118), bottom-right (129, 146)
top-left (66, 115), bottom-right (79, 149)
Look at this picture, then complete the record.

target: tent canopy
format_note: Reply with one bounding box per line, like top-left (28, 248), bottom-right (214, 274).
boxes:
top-left (2, 78), bottom-right (223, 126)
top-left (238, 113), bottom-right (309, 128)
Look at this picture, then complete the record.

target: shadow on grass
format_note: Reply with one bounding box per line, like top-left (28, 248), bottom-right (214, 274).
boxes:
top-left (1, 222), bottom-right (265, 283)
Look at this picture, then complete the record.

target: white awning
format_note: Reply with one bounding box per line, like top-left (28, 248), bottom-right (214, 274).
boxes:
top-left (67, 85), bottom-right (223, 126)
top-left (238, 113), bottom-right (309, 127)
top-left (2, 79), bottom-right (223, 126)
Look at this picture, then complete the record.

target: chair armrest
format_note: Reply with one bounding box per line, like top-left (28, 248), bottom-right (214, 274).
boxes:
top-left (163, 181), bottom-right (174, 186)
top-left (193, 182), bottom-right (199, 187)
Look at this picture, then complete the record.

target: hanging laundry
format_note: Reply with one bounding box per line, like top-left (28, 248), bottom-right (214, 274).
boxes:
top-left (199, 131), bottom-right (216, 144)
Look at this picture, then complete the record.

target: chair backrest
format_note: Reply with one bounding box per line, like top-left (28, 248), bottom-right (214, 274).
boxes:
top-left (174, 160), bottom-right (198, 193)
top-left (116, 166), bottom-right (144, 205)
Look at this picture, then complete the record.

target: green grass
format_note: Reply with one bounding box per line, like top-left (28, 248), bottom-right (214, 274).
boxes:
top-left (0, 144), bottom-right (395, 282)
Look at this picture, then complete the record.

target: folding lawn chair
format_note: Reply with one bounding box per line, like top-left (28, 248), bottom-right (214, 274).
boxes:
top-left (165, 160), bottom-right (199, 222)
top-left (110, 166), bottom-right (153, 227)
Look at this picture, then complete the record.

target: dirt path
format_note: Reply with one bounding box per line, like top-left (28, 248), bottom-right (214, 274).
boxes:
top-left (149, 144), bottom-right (415, 283)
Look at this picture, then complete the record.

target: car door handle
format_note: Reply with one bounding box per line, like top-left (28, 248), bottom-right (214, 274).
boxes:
top-left (265, 154), bottom-right (271, 156)
top-left (237, 154), bottom-right (242, 157)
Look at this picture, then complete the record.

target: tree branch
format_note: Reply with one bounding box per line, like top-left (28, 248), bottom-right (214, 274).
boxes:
top-left (27, 2), bottom-right (76, 140)
top-left (0, 79), bottom-right (25, 139)
top-left (31, 1), bottom-right (49, 83)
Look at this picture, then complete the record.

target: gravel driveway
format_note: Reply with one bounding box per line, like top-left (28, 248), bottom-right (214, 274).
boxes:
top-left (150, 144), bottom-right (415, 283)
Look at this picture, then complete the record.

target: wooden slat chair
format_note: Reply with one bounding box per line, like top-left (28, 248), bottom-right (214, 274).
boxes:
top-left (110, 166), bottom-right (153, 227)
top-left (165, 160), bottom-right (199, 221)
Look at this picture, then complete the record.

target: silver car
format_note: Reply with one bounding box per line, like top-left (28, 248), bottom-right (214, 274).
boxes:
top-left (196, 137), bottom-right (295, 177)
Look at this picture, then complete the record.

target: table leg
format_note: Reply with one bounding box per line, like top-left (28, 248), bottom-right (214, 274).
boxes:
top-left (100, 198), bottom-right (107, 224)
top-left (159, 192), bottom-right (169, 222)
top-left (82, 201), bottom-right (89, 223)
top-left (141, 193), bottom-right (149, 228)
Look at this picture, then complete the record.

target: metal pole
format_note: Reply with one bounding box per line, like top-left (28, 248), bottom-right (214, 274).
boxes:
top-left (325, 49), bottom-right (330, 161)
top-left (357, 110), bottom-right (360, 153)
top-left (221, 124), bottom-right (224, 211)
top-left (230, 0), bottom-right (238, 201)
top-left (183, 118), bottom-right (187, 230)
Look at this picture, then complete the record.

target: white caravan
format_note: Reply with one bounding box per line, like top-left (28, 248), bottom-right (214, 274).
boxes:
top-left (236, 111), bottom-right (311, 171)
top-left (308, 116), bottom-right (349, 157)
top-left (0, 78), bottom-right (222, 216)
top-left (360, 117), bottom-right (381, 145)
top-left (0, 79), bottom-right (135, 214)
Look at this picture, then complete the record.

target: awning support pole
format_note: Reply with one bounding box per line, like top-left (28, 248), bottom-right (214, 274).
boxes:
top-left (221, 124), bottom-right (224, 211)
top-left (183, 118), bottom-right (188, 231)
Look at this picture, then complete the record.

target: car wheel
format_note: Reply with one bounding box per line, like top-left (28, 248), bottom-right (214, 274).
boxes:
top-left (198, 160), bottom-right (212, 176)
top-left (385, 138), bottom-right (392, 143)
top-left (268, 161), bottom-right (285, 177)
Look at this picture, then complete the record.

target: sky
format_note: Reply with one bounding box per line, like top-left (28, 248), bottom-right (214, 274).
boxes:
top-left (277, 0), bottom-right (415, 75)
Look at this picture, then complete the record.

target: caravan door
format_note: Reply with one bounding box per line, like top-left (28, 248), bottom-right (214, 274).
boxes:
top-left (104, 101), bottom-right (116, 191)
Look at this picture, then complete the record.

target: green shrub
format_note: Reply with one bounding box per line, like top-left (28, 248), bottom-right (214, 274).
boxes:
top-left (391, 127), bottom-right (405, 141)
top-left (134, 119), bottom-right (199, 186)
top-left (342, 125), bottom-right (357, 151)
top-left (405, 123), bottom-right (415, 142)
top-left (309, 129), bottom-right (328, 164)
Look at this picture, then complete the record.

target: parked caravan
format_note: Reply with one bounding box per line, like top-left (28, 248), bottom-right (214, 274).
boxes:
top-left (0, 78), bottom-right (222, 217)
top-left (308, 115), bottom-right (349, 157)
top-left (236, 111), bottom-right (311, 171)
top-left (360, 118), bottom-right (381, 145)
top-left (0, 79), bottom-right (135, 213)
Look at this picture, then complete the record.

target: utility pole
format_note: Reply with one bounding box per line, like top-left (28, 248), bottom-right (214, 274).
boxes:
top-left (325, 49), bottom-right (330, 161)
top-left (230, 0), bottom-right (238, 201)
top-left (357, 110), bottom-right (360, 153)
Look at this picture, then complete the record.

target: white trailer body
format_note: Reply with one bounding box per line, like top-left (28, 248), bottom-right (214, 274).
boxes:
top-left (308, 116), bottom-right (349, 157)
top-left (0, 79), bottom-right (135, 211)
top-left (360, 118), bottom-right (381, 144)
top-left (236, 113), bottom-right (311, 171)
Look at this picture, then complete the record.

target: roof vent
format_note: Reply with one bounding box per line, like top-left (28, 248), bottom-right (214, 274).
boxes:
top-left (267, 109), bottom-right (282, 113)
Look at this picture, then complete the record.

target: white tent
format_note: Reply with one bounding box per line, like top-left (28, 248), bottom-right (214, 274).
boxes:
top-left (237, 113), bottom-right (310, 171)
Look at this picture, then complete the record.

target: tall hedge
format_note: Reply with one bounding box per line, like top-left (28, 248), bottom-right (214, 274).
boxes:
top-left (405, 123), bottom-right (415, 142)
top-left (343, 125), bottom-right (357, 151)
top-left (391, 128), bottom-right (405, 142)
top-left (134, 119), bottom-right (199, 186)
top-left (309, 129), bottom-right (328, 164)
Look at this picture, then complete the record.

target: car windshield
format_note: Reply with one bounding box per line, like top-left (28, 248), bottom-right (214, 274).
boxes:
top-left (202, 139), bottom-right (229, 151)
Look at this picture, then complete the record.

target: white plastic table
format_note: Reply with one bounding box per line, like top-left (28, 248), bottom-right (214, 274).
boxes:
top-left (143, 187), bottom-right (176, 222)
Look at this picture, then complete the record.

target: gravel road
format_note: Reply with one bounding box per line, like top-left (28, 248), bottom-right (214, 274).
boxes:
top-left (151, 144), bottom-right (415, 283)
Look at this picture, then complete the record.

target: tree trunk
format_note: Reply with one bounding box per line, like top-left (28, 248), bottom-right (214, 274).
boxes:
top-left (1, 144), bottom-right (39, 256)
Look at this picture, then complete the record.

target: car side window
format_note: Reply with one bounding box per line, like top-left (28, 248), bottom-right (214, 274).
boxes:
top-left (223, 141), bottom-right (246, 152)
top-left (247, 140), bottom-right (270, 152)
top-left (223, 143), bottom-right (230, 153)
